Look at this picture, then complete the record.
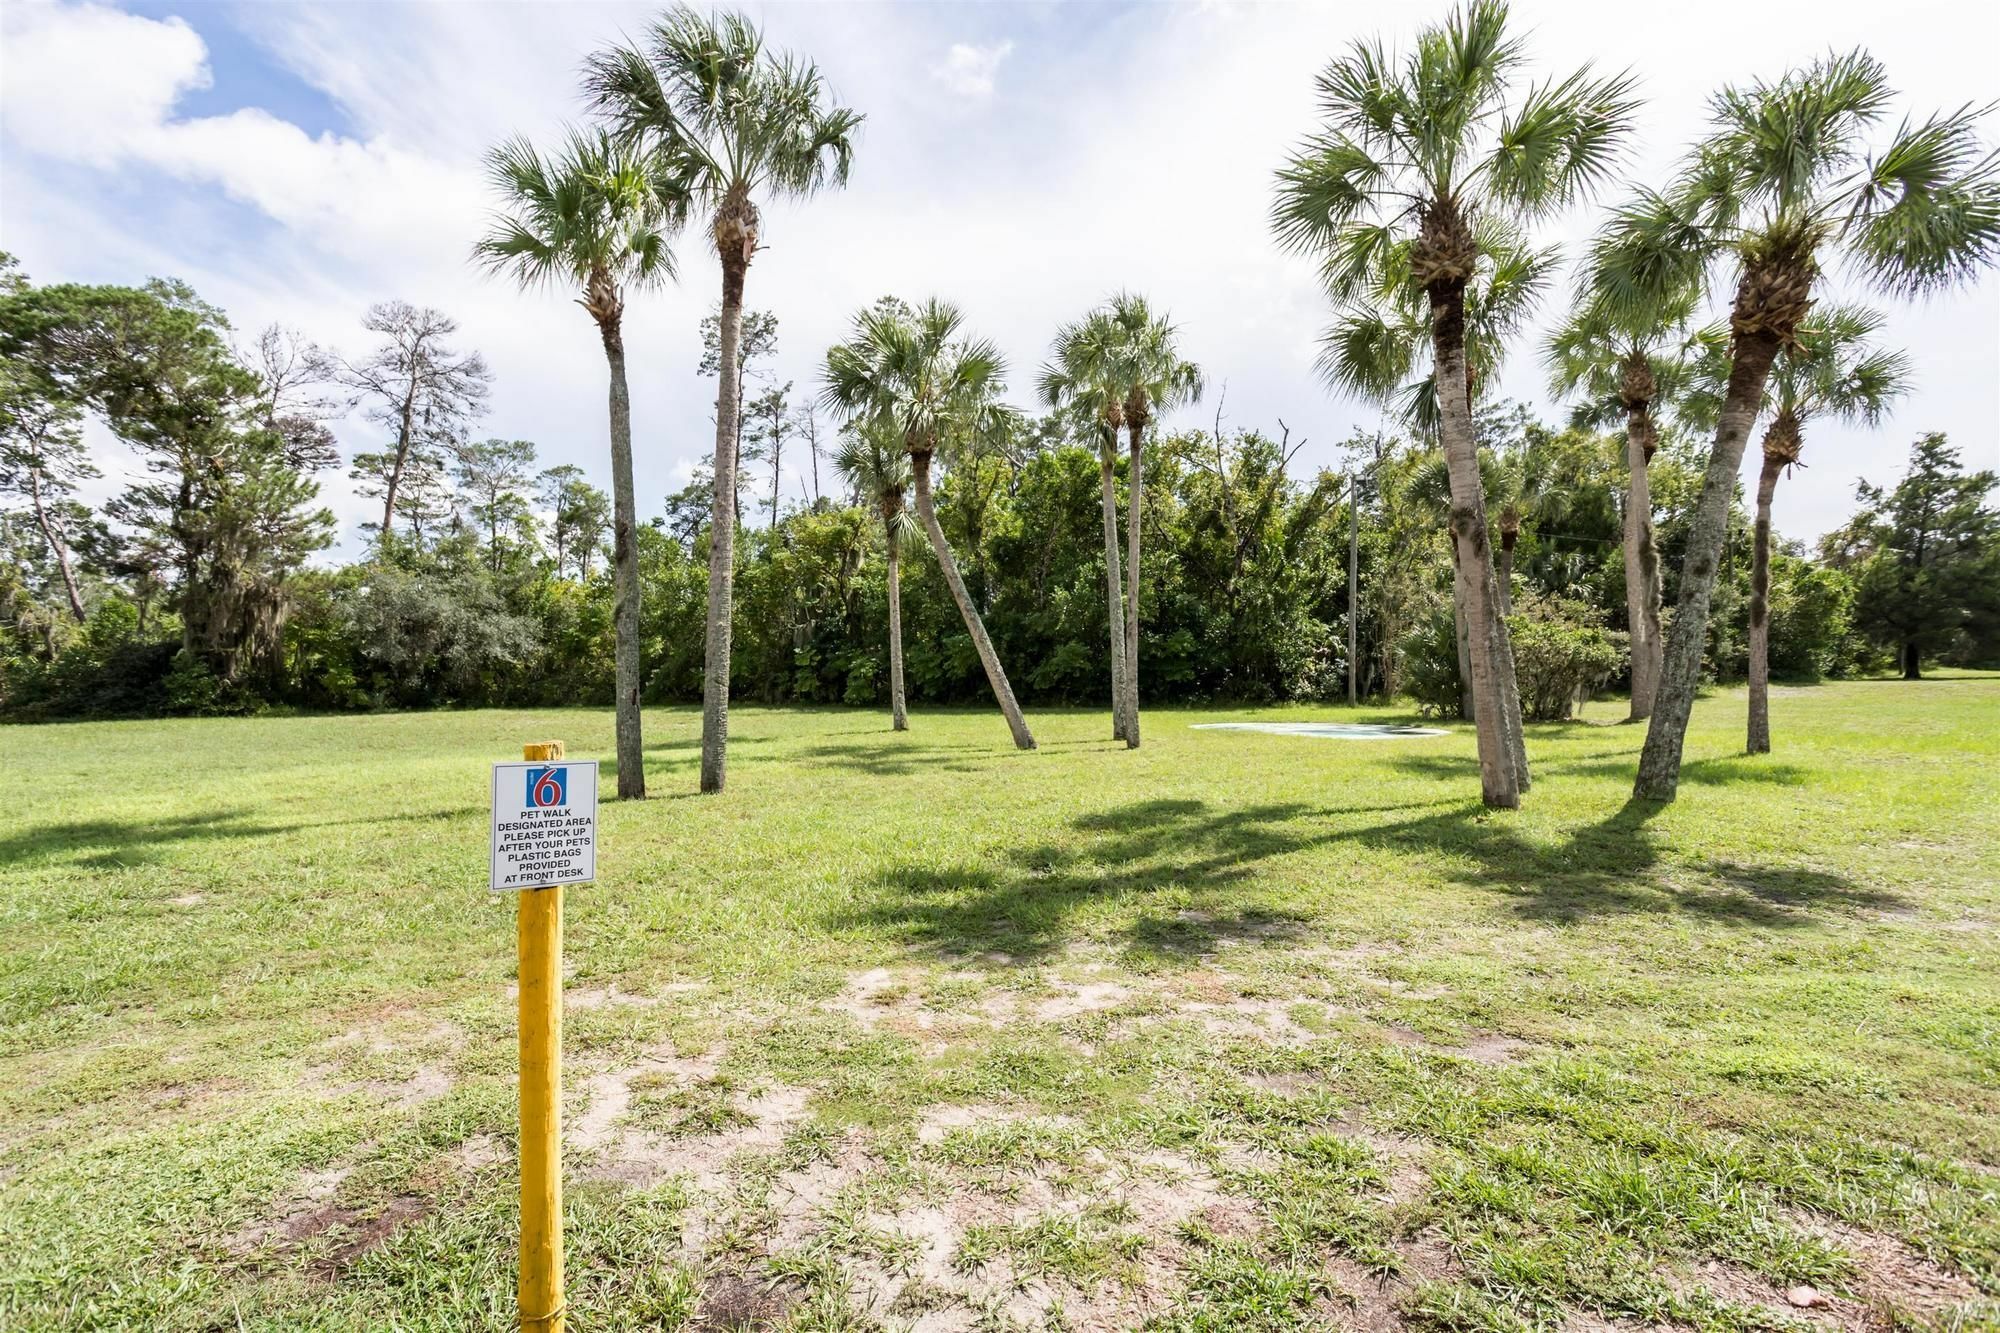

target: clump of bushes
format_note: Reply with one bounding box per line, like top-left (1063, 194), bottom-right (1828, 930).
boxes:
top-left (1508, 592), bottom-right (1623, 721)
top-left (1401, 591), bottom-right (1624, 722)
top-left (1403, 606), bottom-right (1465, 719)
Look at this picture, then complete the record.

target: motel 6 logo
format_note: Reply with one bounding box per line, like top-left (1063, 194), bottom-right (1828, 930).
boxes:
top-left (527, 766), bottom-right (567, 808)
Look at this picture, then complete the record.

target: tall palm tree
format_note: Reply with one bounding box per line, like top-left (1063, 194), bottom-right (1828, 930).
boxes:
top-left (833, 421), bottom-right (915, 731)
top-left (1039, 309), bottom-right (1131, 742)
top-left (1308, 215), bottom-right (1555, 774)
top-left (474, 128), bottom-right (681, 801)
top-left (585, 6), bottom-right (862, 795)
top-left (823, 298), bottom-right (1035, 750)
top-left (1406, 447), bottom-right (1509, 721)
top-left (1545, 280), bottom-right (1703, 721)
top-left (1712, 307), bottom-right (1907, 754)
top-left (1103, 294), bottom-right (1202, 749)
top-left (1272, 0), bottom-right (1638, 809)
top-left (1589, 51), bottom-right (2000, 800)
top-left (1483, 440), bottom-right (1548, 616)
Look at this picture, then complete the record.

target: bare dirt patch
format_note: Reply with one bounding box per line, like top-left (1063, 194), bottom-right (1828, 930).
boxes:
top-left (566, 985), bottom-right (666, 1010)
top-left (1170, 995), bottom-right (1322, 1046)
top-left (916, 1102), bottom-right (1024, 1146)
top-left (692, 1272), bottom-right (795, 1330)
top-left (226, 1164), bottom-right (352, 1255)
top-left (571, 1044), bottom-right (720, 1152)
top-left (1032, 980), bottom-right (1132, 1022)
top-left (1327, 1235), bottom-right (1461, 1332)
top-left (1452, 1033), bottom-right (1529, 1065)
top-left (593, 1080), bottom-right (810, 1198)
top-left (1799, 1214), bottom-right (1983, 1325)
top-left (454, 1134), bottom-right (505, 1172)
top-left (303, 1194), bottom-right (428, 1277)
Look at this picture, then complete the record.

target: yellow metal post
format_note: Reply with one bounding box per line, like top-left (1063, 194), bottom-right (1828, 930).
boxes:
top-left (518, 740), bottom-right (565, 1333)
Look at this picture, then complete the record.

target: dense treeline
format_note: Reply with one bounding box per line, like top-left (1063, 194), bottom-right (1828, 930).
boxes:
top-left (4, 257), bottom-right (1995, 724)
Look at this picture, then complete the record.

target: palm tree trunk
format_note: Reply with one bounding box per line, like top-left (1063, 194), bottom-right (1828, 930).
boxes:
top-left (1432, 285), bottom-right (1522, 808)
top-left (700, 259), bottom-right (747, 794)
top-left (600, 315), bottom-right (646, 800)
top-left (1486, 567), bottom-right (1530, 791)
top-left (1099, 445), bottom-right (1129, 741)
top-left (887, 526), bottom-right (907, 732)
top-left (1347, 473), bottom-right (1359, 705)
top-left (1747, 448), bottom-right (1783, 756)
top-left (1451, 555), bottom-right (1475, 721)
top-left (1623, 406), bottom-right (1664, 720)
top-left (1122, 424), bottom-right (1144, 750)
top-left (1634, 328), bottom-right (1783, 800)
top-left (912, 450), bottom-right (1034, 750)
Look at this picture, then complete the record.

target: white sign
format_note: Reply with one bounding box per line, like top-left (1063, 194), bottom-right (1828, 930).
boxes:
top-left (490, 760), bottom-right (598, 891)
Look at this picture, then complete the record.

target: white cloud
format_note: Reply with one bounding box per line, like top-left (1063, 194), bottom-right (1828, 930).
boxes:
top-left (2, 0), bottom-right (1995, 562)
top-left (0, 0), bottom-right (485, 267)
top-left (0, 1), bottom-right (208, 164)
top-left (932, 40), bottom-right (1013, 98)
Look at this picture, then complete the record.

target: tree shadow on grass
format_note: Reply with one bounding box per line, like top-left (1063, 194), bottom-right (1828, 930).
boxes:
top-left (641, 735), bottom-right (776, 753)
top-left (1333, 796), bottom-right (1894, 924)
top-left (1387, 751), bottom-right (1814, 788)
top-left (829, 789), bottom-right (1899, 965)
top-left (0, 806), bottom-right (482, 870)
top-left (792, 742), bottom-right (1005, 778)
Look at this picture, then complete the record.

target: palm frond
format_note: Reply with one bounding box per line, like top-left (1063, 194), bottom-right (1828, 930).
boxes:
top-left (1844, 104), bottom-right (2000, 296)
top-left (1584, 189), bottom-right (1715, 331)
top-left (1701, 48), bottom-right (1892, 220)
top-left (1771, 302), bottom-right (1911, 426)
top-left (584, 5), bottom-right (862, 229)
top-left (1485, 65), bottom-right (1641, 218)
top-left (473, 127), bottom-right (679, 300)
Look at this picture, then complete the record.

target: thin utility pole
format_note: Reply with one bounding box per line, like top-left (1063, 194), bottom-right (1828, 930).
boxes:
top-left (1347, 471), bottom-right (1359, 706)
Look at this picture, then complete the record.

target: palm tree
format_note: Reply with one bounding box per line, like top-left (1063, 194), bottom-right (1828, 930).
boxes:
top-left (474, 128), bottom-right (681, 801)
top-left (823, 298), bottom-right (1035, 750)
top-left (1483, 439), bottom-right (1548, 616)
top-left (1039, 309), bottom-right (1131, 742)
top-left (1544, 278), bottom-right (1703, 721)
top-left (1307, 215), bottom-right (1555, 776)
top-left (1727, 307), bottom-right (1907, 754)
top-left (585, 6), bottom-right (862, 795)
top-left (833, 421), bottom-right (915, 731)
top-left (1271, 0), bottom-right (1638, 808)
top-left (1588, 51), bottom-right (2000, 800)
top-left (1406, 447), bottom-right (1506, 721)
top-left (1103, 294), bottom-right (1202, 750)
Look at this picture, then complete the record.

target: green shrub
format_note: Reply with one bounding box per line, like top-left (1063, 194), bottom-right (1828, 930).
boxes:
top-left (1402, 605), bottom-right (1464, 719)
top-left (1507, 594), bottom-right (1624, 722)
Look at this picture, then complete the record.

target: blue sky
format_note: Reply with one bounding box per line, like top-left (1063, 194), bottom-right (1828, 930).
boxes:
top-left (4, 0), bottom-right (1996, 558)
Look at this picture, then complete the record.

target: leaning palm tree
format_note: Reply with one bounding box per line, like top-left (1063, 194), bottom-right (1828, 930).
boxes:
top-left (823, 298), bottom-right (1035, 750)
top-left (1544, 278), bottom-right (1703, 721)
top-left (585, 6), bottom-right (862, 795)
top-left (473, 128), bottom-right (681, 801)
top-left (1724, 308), bottom-right (1907, 754)
top-left (1102, 294), bottom-right (1202, 750)
top-left (1310, 215), bottom-right (1556, 778)
top-left (1588, 51), bottom-right (2000, 800)
top-left (1271, 0), bottom-right (1638, 808)
top-left (1039, 309), bottom-right (1132, 742)
top-left (833, 420), bottom-right (915, 731)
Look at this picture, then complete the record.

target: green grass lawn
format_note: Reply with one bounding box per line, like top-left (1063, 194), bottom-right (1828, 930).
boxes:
top-left (2, 680), bottom-right (1996, 1332)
